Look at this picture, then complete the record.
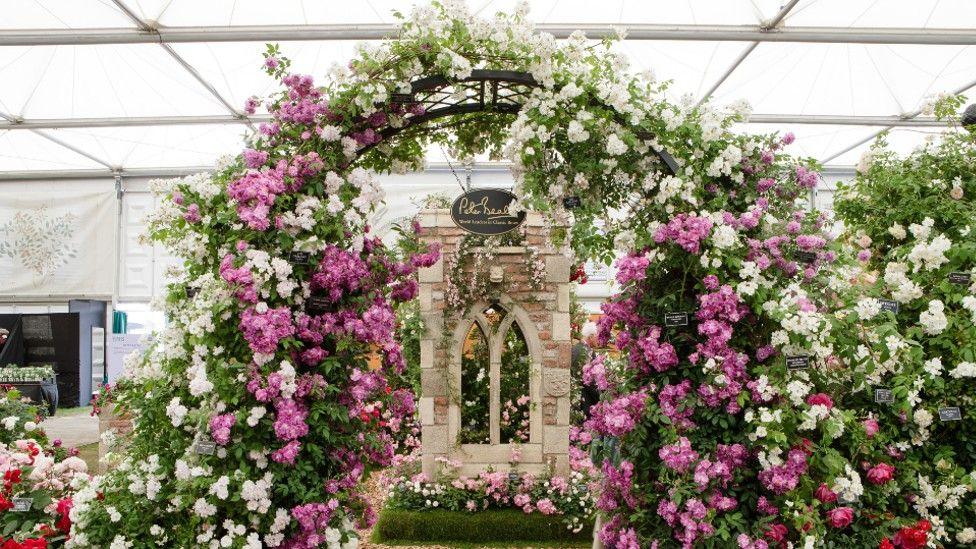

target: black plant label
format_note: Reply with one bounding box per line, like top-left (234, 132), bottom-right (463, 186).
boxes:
top-left (306, 296), bottom-right (330, 315)
top-left (879, 300), bottom-right (899, 314)
top-left (793, 251), bottom-right (817, 264)
top-left (664, 312), bottom-right (689, 327)
top-left (562, 196), bottom-right (582, 209)
top-left (786, 356), bottom-right (811, 370)
top-left (194, 438), bottom-right (217, 456)
top-left (874, 388), bottom-right (894, 404)
top-left (948, 272), bottom-right (972, 285)
top-left (939, 407), bottom-right (962, 421)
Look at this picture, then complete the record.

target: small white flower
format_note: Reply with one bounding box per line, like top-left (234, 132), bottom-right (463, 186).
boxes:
top-left (919, 300), bottom-right (948, 335)
top-left (888, 223), bottom-right (907, 240)
top-left (605, 134), bottom-right (628, 156)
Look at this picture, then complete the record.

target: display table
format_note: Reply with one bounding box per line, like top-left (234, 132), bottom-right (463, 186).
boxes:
top-left (5, 378), bottom-right (59, 415)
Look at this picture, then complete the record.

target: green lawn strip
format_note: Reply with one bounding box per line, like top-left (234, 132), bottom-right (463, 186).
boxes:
top-left (54, 406), bottom-right (93, 417)
top-left (374, 541), bottom-right (590, 548)
top-left (75, 442), bottom-right (101, 472)
top-left (373, 508), bottom-right (592, 546)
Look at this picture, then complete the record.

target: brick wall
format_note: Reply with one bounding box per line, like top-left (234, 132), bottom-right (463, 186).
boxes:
top-left (416, 209), bottom-right (573, 478)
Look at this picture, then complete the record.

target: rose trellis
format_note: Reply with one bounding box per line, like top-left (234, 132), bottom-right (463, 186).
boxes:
top-left (62, 2), bottom-right (915, 549)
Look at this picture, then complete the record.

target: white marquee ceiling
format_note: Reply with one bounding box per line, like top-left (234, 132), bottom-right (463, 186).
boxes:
top-left (1, 0), bottom-right (974, 176)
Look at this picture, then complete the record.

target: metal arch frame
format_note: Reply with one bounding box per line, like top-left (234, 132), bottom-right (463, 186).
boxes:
top-left (351, 69), bottom-right (680, 174)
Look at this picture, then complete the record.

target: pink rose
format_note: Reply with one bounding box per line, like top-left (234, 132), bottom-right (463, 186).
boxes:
top-left (827, 507), bottom-right (854, 528)
top-left (863, 418), bottom-right (879, 438)
top-left (867, 462), bottom-right (896, 485)
top-left (806, 393), bottom-right (834, 409)
top-left (815, 483), bottom-right (838, 504)
top-left (950, 185), bottom-right (964, 200)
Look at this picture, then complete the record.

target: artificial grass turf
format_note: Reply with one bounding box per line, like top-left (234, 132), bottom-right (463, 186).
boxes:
top-left (372, 508), bottom-right (593, 546)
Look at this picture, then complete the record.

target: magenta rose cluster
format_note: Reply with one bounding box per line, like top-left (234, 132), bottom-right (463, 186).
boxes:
top-left (70, 48), bottom-right (440, 547)
top-left (583, 132), bottom-right (899, 548)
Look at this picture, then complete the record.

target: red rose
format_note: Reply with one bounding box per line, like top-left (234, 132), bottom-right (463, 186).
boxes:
top-left (826, 506), bottom-right (854, 529)
top-left (879, 539), bottom-right (894, 549)
top-left (55, 497), bottom-right (73, 533)
top-left (893, 520), bottom-right (930, 549)
top-left (765, 523), bottom-right (788, 542)
top-left (867, 462), bottom-right (896, 485)
top-left (815, 483), bottom-right (838, 503)
top-left (805, 393), bottom-right (834, 409)
top-left (3, 469), bottom-right (21, 485)
top-left (863, 418), bottom-right (879, 437)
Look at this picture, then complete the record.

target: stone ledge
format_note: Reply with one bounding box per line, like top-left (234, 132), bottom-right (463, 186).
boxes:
top-left (453, 443), bottom-right (543, 463)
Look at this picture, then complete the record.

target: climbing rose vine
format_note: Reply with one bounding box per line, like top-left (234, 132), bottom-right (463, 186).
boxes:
top-left (59, 0), bottom-right (972, 547)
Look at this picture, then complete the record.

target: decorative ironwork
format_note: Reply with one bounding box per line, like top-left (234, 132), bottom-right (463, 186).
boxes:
top-left (354, 69), bottom-right (678, 175)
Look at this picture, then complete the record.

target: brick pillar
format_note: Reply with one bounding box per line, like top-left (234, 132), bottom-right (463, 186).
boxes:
top-left (417, 209), bottom-right (574, 478)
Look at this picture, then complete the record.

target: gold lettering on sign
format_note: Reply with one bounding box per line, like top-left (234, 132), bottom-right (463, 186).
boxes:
top-left (458, 197), bottom-right (510, 219)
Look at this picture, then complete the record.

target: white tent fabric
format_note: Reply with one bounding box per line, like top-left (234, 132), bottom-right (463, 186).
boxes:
top-left (1, 0), bottom-right (974, 176)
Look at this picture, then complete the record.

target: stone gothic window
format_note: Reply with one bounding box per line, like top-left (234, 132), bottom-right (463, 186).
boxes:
top-left (459, 321), bottom-right (490, 444)
top-left (458, 303), bottom-right (531, 445)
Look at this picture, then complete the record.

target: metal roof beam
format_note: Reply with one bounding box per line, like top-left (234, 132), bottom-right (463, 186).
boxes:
top-left (0, 111), bottom-right (117, 169)
top-left (698, 0), bottom-right (800, 105)
top-left (0, 162), bottom-right (862, 182)
top-left (747, 114), bottom-right (945, 126)
top-left (0, 113), bottom-right (947, 130)
top-left (0, 166), bottom-right (209, 181)
top-left (0, 162), bottom-right (516, 181)
top-left (0, 114), bottom-right (269, 129)
top-left (2, 24), bottom-right (975, 46)
top-left (821, 76), bottom-right (976, 164)
top-left (109, 0), bottom-right (250, 126)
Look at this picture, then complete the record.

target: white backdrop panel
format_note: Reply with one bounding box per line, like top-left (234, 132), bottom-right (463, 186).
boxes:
top-left (0, 183), bottom-right (116, 297)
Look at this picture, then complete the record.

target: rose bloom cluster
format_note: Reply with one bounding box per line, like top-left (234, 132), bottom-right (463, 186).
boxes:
top-left (832, 115), bottom-right (976, 548)
top-left (65, 13), bottom-right (447, 546)
top-left (579, 114), bottom-right (934, 548)
top-left (383, 453), bottom-right (595, 533)
top-left (0, 439), bottom-right (86, 548)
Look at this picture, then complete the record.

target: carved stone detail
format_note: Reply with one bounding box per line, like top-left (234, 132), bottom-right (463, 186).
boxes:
top-left (544, 370), bottom-right (570, 397)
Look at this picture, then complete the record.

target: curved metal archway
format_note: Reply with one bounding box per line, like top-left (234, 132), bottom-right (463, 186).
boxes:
top-left (354, 69), bottom-right (679, 175)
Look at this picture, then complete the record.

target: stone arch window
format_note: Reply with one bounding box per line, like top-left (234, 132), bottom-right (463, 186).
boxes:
top-left (452, 299), bottom-right (541, 446)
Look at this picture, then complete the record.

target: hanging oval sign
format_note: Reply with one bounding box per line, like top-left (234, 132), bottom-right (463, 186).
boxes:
top-left (450, 188), bottom-right (526, 236)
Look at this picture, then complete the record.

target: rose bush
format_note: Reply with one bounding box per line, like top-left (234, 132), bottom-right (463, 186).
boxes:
top-left (383, 453), bottom-right (595, 533)
top-left (834, 104), bottom-right (976, 547)
top-left (0, 439), bottom-right (86, 547)
top-left (0, 387), bottom-right (49, 447)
